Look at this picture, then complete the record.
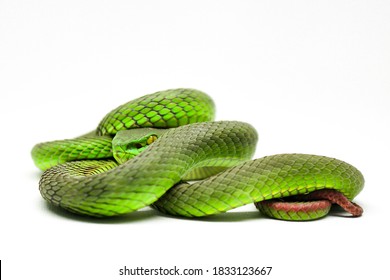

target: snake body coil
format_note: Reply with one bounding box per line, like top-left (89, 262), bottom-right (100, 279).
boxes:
top-left (32, 89), bottom-right (364, 220)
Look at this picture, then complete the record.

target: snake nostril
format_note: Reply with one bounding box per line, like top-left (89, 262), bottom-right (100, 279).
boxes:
top-left (134, 143), bottom-right (143, 149)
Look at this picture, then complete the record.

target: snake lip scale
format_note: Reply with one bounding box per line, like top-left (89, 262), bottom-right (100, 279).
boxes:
top-left (32, 88), bottom-right (364, 220)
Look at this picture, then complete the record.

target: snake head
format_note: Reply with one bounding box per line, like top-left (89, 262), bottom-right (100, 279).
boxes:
top-left (112, 128), bottom-right (167, 164)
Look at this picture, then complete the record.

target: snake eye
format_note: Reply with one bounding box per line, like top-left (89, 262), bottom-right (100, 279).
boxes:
top-left (146, 135), bottom-right (158, 145)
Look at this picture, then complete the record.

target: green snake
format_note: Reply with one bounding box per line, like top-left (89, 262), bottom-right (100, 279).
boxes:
top-left (32, 88), bottom-right (364, 220)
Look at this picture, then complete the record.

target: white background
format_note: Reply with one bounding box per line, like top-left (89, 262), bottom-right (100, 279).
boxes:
top-left (1, 0), bottom-right (389, 279)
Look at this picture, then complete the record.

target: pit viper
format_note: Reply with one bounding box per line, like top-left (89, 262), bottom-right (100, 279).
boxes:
top-left (32, 88), bottom-right (364, 220)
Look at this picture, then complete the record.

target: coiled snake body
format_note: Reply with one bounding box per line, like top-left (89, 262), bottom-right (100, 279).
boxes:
top-left (32, 89), bottom-right (364, 220)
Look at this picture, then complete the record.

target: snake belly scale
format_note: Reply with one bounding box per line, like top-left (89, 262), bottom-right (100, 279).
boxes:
top-left (32, 88), bottom-right (364, 220)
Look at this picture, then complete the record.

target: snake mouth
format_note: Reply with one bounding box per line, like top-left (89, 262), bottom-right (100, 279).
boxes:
top-left (113, 149), bottom-right (140, 164)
